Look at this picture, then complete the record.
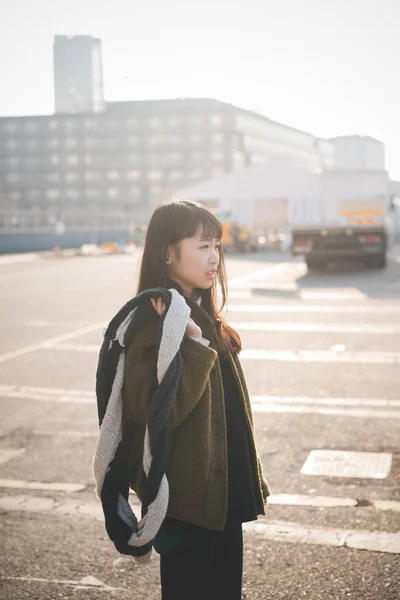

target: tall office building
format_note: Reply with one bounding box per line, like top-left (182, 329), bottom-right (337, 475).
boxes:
top-left (53, 35), bottom-right (105, 114)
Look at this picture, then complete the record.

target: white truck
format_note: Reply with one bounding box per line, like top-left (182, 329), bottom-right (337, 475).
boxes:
top-left (291, 170), bottom-right (392, 269)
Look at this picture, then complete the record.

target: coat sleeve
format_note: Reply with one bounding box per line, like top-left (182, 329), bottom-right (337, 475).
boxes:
top-left (257, 457), bottom-right (272, 499)
top-left (123, 332), bottom-right (217, 430)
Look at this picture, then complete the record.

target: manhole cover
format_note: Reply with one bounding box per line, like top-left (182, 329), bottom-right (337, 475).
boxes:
top-left (301, 450), bottom-right (392, 479)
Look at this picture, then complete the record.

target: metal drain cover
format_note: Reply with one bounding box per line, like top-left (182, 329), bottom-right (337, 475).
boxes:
top-left (301, 450), bottom-right (392, 479)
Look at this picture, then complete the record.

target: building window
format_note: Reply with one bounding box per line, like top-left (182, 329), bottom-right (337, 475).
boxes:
top-left (84, 137), bottom-right (98, 149)
top-left (50, 154), bottom-right (60, 166)
top-left (127, 119), bottom-right (137, 129)
top-left (7, 157), bottom-right (20, 168)
top-left (65, 138), bottom-right (78, 149)
top-left (49, 120), bottom-right (58, 131)
top-left (126, 170), bottom-right (140, 181)
top-left (5, 122), bottom-right (18, 133)
top-left (46, 189), bottom-right (60, 200)
top-left (147, 170), bottom-right (163, 181)
top-left (84, 155), bottom-right (93, 166)
top-left (84, 119), bottom-right (98, 131)
top-left (169, 152), bottom-right (183, 164)
top-left (66, 189), bottom-right (79, 199)
top-left (210, 114), bottom-right (223, 127)
top-left (107, 119), bottom-right (118, 129)
top-left (148, 135), bottom-right (164, 147)
top-left (5, 173), bottom-right (20, 184)
top-left (127, 136), bottom-right (139, 147)
top-left (85, 170), bottom-right (100, 182)
top-left (47, 138), bottom-right (59, 149)
top-left (25, 121), bottom-right (37, 133)
top-left (107, 187), bottom-right (119, 199)
top-left (188, 134), bottom-right (203, 145)
top-left (86, 189), bottom-right (101, 199)
top-left (149, 184), bottom-right (162, 197)
top-left (65, 119), bottom-right (76, 131)
top-left (65, 172), bottom-right (79, 183)
top-left (148, 117), bottom-right (162, 129)
top-left (26, 139), bottom-right (38, 151)
top-left (129, 185), bottom-right (141, 198)
top-left (106, 169), bottom-right (119, 180)
top-left (211, 133), bottom-right (224, 144)
top-left (5, 140), bottom-right (18, 151)
top-left (46, 173), bottom-right (60, 183)
top-left (188, 115), bottom-right (203, 127)
top-left (167, 117), bottom-right (180, 128)
top-left (211, 149), bottom-right (224, 161)
top-left (189, 169), bottom-right (204, 180)
top-left (169, 170), bottom-right (182, 180)
top-left (25, 157), bottom-right (39, 169)
top-left (67, 154), bottom-right (79, 166)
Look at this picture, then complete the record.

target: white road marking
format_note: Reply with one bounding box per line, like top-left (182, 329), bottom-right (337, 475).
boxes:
top-left (3, 385), bottom-right (400, 420)
top-left (300, 288), bottom-right (367, 300)
top-left (229, 263), bottom-right (289, 287)
top-left (0, 322), bottom-right (104, 364)
top-left (251, 403), bottom-right (400, 419)
top-left (227, 304), bottom-right (400, 314)
top-left (33, 430), bottom-right (98, 437)
top-left (0, 448), bottom-right (26, 465)
top-left (0, 478), bottom-right (86, 492)
top-left (0, 384), bottom-right (96, 404)
top-left (42, 342), bottom-right (100, 352)
top-left (240, 349), bottom-right (400, 364)
top-left (243, 520), bottom-right (400, 554)
top-left (1, 575), bottom-right (124, 592)
top-left (251, 395), bottom-right (400, 408)
top-left (1, 493), bottom-right (398, 554)
top-left (231, 321), bottom-right (400, 334)
top-left (301, 450), bottom-right (392, 479)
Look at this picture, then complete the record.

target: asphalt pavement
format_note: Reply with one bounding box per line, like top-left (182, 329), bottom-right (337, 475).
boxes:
top-left (0, 247), bottom-right (399, 599)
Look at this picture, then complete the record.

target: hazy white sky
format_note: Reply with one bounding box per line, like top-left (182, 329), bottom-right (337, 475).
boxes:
top-left (1, 0), bottom-right (399, 177)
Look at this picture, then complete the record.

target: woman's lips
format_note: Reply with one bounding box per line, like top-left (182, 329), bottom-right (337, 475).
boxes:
top-left (206, 270), bottom-right (217, 278)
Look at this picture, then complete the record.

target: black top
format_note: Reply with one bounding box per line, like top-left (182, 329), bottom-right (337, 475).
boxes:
top-left (219, 356), bottom-right (259, 524)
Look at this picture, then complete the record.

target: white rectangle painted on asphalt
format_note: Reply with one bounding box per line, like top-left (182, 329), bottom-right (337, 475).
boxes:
top-left (240, 349), bottom-right (400, 364)
top-left (301, 450), bottom-right (392, 479)
top-left (230, 321), bottom-right (400, 334)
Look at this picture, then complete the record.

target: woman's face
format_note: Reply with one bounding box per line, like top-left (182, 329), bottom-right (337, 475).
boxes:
top-left (167, 230), bottom-right (220, 296)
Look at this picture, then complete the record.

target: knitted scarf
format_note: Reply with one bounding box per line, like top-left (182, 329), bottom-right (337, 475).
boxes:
top-left (92, 287), bottom-right (191, 563)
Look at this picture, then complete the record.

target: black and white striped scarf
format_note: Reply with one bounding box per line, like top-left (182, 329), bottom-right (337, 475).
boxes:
top-left (92, 287), bottom-right (190, 563)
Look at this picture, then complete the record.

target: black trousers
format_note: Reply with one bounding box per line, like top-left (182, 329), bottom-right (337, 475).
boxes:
top-left (159, 512), bottom-right (243, 600)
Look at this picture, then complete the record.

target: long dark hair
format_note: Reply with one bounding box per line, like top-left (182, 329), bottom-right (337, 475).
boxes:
top-left (136, 199), bottom-right (242, 356)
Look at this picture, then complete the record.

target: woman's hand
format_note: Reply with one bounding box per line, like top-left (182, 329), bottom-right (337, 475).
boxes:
top-left (150, 297), bottom-right (202, 338)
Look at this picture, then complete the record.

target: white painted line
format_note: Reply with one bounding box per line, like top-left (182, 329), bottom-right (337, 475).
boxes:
top-left (0, 322), bottom-right (104, 364)
top-left (251, 396), bottom-right (400, 408)
top-left (0, 384), bottom-right (95, 404)
top-left (243, 520), bottom-right (400, 554)
top-left (2, 575), bottom-right (124, 592)
top-left (251, 403), bottom-right (400, 419)
top-left (36, 345), bottom-right (400, 364)
top-left (229, 263), bottom-right (289, 287)
top-left (0, 448), bottom-right (26, 465)
top-left (0, 478), bottom-right (86, 492)
top-left (42, 342), bottom-right (99, 353)
top-left (241, 349), bottom-right (400, 364)
top-left (227, 304), bottom-right (400, 314)
top-left (231, 321), bottom-right (400, 334)
top-left (33, 430), bottom-right (98, 437)
top-left (267, 494), bottom-right (357, 508)
top-left (301, 450), bottom-right (392, 479)
top-left (300, 288), bottom-right (367, 300)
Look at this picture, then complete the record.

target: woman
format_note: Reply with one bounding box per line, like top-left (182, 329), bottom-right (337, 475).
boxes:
top-left (122, 199), bottom-right (271, 599)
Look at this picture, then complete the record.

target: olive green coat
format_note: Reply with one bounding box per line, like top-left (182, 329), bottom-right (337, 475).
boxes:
top-left (122, 295), bottom-right (271, 531)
